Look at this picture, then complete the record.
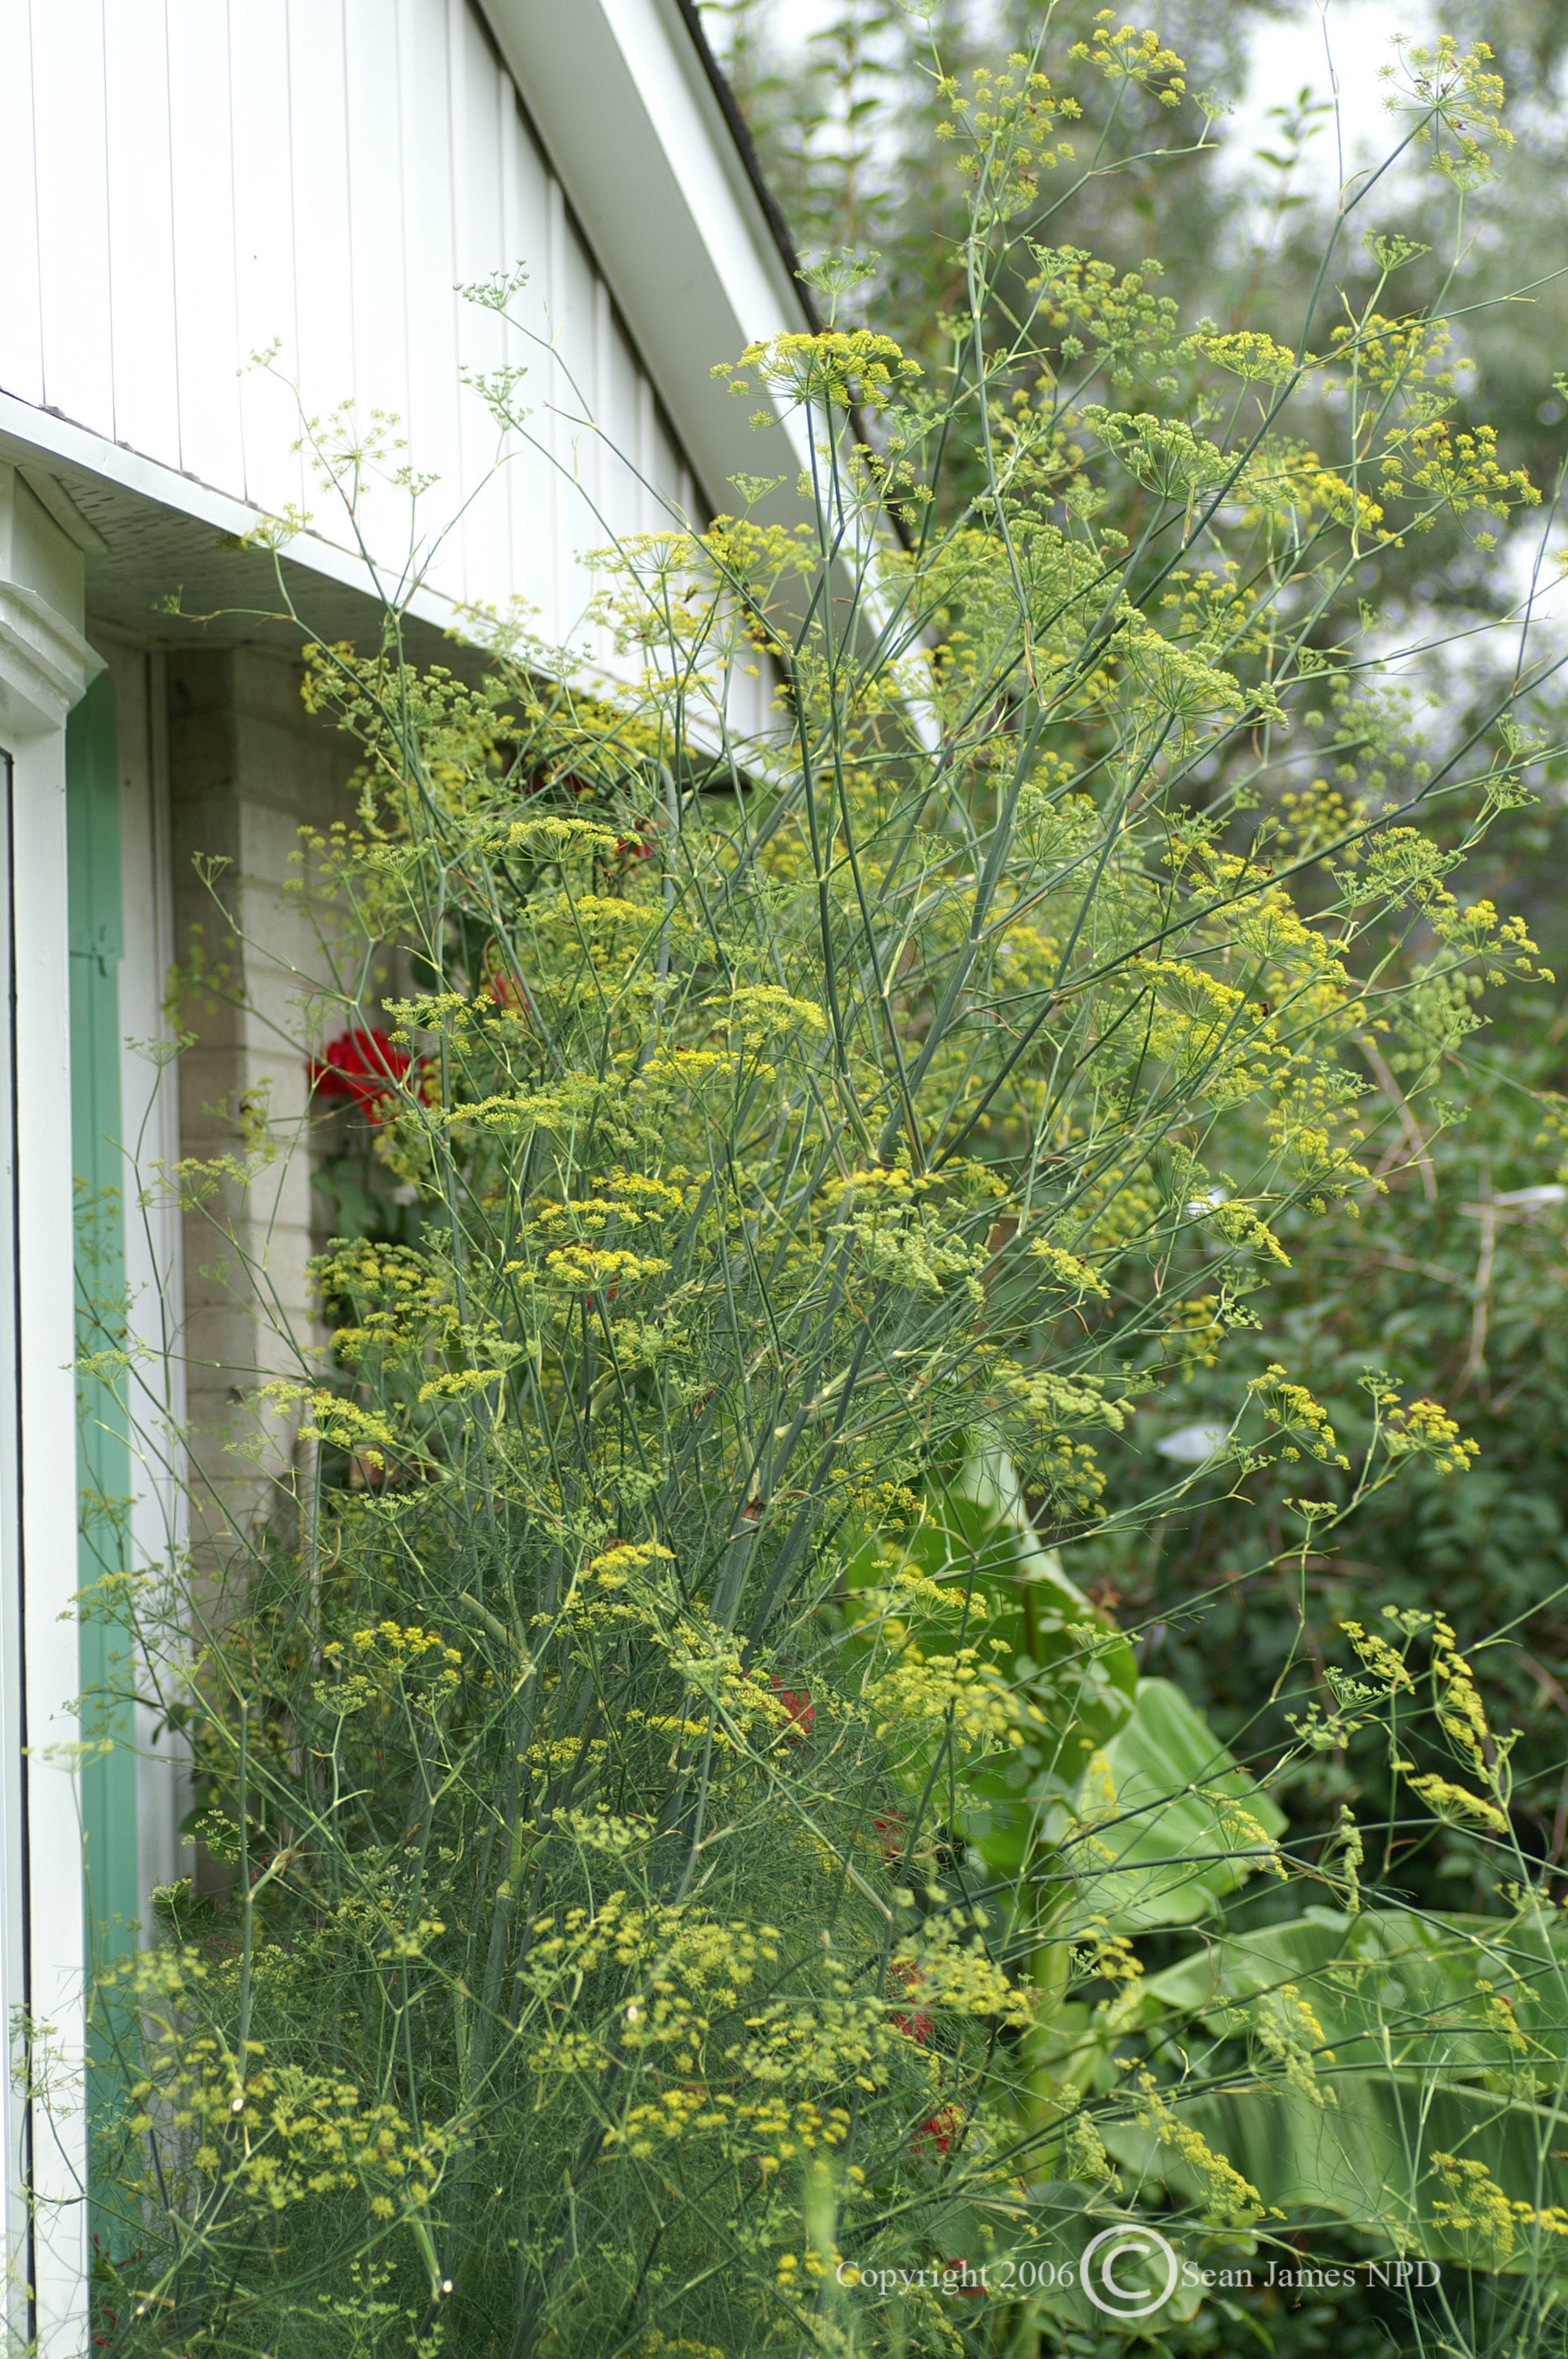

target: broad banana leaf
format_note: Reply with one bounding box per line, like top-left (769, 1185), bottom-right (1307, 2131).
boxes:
top-left (1115, 1906), bottom-right (1568, 2264)
top-left (1145, 1903), bottom-right (1568, 2072)
top-left (1063, 1677), bottom-right (1287, 1933)
top-left (844, 1467), bottom-right (1568, 2268)
top-left (1106, 2077), bottom-right (1568, 2269)
top-left (841, 1457), bottom-right (1281, 1936)
top-left (839, 1448), bottom-right (1137, 1903)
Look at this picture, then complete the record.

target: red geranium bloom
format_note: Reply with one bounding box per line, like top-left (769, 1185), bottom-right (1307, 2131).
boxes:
top-left (769, 1676), bottom-right (814, 1739)
top-left (913, 2105), bottom-right (962, 2157)
top-left (308, 1028), bottom-right (412, 1119)
top-left (873, 1808), bottom-right (906, 1862)
top-left (888, 1960), bottom-right (933, 2045)
top-left (486, 967), bottom-right (528, 1014)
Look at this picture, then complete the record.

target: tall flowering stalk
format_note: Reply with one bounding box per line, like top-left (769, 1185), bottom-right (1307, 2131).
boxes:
top-left (77, 22), bottom-right (1568, 2358)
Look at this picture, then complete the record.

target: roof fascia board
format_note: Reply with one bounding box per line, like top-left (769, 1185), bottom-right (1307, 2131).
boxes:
top-left (475, 0), bottom-right (818, 508)
top-left (667, 0), bottom-right (819, 329)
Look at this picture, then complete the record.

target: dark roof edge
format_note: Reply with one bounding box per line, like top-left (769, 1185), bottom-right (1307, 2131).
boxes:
top-left (670, 0), bottom-right (824, 334)
top-left (670, 0), bottom-right (913, 553)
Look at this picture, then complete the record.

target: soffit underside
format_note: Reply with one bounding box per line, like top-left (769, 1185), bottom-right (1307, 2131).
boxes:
top-left (63, 466), bottom-right (461, 667)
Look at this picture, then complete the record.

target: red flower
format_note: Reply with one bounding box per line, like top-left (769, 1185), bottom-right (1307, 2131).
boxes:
top-left (873, 1808), bottom-right (906, 1863)
top-left (888, 1960), bottom-right (933, 2045)
top-left (769, 1676), bottom-right (814, 1739)
top-left (308, 1028), bottom-right (412, 1119)
top-left (485, 966), bottom-right (533, 1016)
top-left (913, 2105), bottom-right (962, 2157)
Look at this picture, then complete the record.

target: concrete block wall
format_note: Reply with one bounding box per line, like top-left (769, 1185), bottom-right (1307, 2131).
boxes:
top-left (165, 648), bottom-right (359, 1554)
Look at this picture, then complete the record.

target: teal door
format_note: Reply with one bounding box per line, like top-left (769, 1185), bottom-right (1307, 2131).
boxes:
top-left (67, 672), bottom-right (140, 1965)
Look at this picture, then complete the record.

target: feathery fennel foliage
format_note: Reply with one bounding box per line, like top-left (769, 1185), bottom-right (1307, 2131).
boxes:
top-left (74, 20), bottom-right (1568, 2357)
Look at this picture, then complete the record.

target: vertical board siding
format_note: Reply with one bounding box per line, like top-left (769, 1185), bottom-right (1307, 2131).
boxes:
top-left (550, 206), bottom-right (604, 649)
top-left (8, 0), bottom-right (709, 680)
top-left (452, 0), bottom-right (514, 621)
top-left (0, 4), bottom-right (45, 409)
top-left (30, 0), bottom-right (116, 437)
top-left (166, 0), bottom-right (245, 492)
top-left (286, 0), bottom-right (358, 479)
top-left (343, 0), bottom-right (415, 587)
top-left (497, 95), bottom-right (559, 642)
top-left (230, 0), bottom-right (305, 524)
top-left (101, 0), bottom-right (180, 466)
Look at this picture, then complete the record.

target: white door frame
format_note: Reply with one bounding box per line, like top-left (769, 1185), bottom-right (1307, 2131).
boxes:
top-left (0, 465), bottom-right (100, 2358)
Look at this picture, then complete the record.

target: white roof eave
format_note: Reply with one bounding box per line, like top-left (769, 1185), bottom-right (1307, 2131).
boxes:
top-left (0, 390), bottom-right (463, 643)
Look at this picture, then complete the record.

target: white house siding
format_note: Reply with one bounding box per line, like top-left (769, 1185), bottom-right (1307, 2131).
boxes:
top-left (0, 0), bottom-right (777, 721)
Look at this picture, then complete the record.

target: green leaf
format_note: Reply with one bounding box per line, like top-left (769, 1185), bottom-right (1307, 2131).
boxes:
top-left (840, 1448), bottom-right (1138, 1899)
top-left (1065, 1678), bottom-right (1287, 1931)
top-left (1125, 1906), bottom-right (1568, 2260)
